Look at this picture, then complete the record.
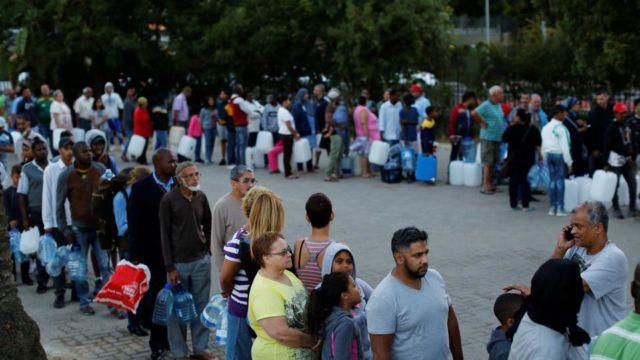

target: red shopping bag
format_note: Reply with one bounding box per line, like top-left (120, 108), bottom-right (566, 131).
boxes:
top-left (95, 260), bottom-right (151, 313)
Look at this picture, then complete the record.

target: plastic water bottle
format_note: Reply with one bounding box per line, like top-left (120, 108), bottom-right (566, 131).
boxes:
top-left (152, 284), bottom-right (174, 326)
top-left (67, 243), bottom-right (86, 281)
top-left (173, 284), bottom-right (197, 324)
top-left (46, 245), bottom-right (71, 277)
top-left (9, 228), bottom-right (26, 263)
top-left (38, 234), bottom-right (57, 265)
top-left (200, 294), bottom-right (227, 329)
top-left (102, 169), bottom-right (115, 180)
top-left (215, 309), bottom-right (228, 346)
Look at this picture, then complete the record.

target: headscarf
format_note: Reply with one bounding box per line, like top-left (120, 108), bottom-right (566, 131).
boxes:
top-left (507, 259), bottom-right (590, 346)
top-left (294, 88), bottom-right (308, 105)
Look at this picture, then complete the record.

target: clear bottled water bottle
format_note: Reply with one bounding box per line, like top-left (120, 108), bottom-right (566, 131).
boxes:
top-left (215, 310), bottom-right (228, 346)
top-left (173, 283), bottom-right (197, 324)
top-left (9, 228), bottom-right (26, 263)
top-left (201, 294), bottom-right (227, 329)
top-left (102, 169), bottom-right (115, 180)
top-left (46, 245), bottom-right (71, 277)
top-left (67, 243), bottom-right (86, 281)
top-left (38, 234), bottom-right (57, 265)
top-left (152, 284), bottom-right (174, 326)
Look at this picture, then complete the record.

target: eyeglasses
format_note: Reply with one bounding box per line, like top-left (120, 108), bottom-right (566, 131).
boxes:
top-left (235, 178), bottom-right (257, 185)
top-left (181, 172), bottom-right (200, 179)
top-left (268, 246), bottom-right (292, 257)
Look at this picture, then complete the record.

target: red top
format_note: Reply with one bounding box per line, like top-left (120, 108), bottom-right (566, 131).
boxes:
top-left (133, 107), bottom-right (153, 137)
top-left (230, 95), bottom-right (248, 127)
top-left (448, 102), bottom-right (465, 136)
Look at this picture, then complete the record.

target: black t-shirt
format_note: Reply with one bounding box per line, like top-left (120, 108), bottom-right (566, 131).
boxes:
top-left (502, 123), bottom-right (541, 173)
top-left (315, 98), bottom-right (328, 132)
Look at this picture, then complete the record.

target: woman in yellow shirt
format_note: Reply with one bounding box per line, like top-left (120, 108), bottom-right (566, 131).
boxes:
top-left (248, 232), bottom-right (319, 359)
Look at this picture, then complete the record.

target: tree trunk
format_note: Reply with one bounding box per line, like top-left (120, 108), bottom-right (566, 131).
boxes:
top-left (0, 191), bottom-right (47, 359)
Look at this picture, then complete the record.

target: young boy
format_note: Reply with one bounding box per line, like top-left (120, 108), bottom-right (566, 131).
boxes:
top-left (4, 164), bottom-right (32, 285)
top-left (421, 106), bottom-right (440, 155)
top-left (487, 293), bottom-right (525, 360)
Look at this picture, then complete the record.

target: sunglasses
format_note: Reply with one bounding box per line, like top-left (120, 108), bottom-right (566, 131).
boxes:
top-left (269, 246), bottom-right (292, 257)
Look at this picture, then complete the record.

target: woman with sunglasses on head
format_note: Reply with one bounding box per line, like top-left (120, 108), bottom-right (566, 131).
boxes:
top-left (249, 231), bottom-right (319, 359)
top-left (219, 188), bottom-right (283, 360)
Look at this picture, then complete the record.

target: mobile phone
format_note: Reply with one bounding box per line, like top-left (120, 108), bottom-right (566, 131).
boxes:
top-left (564, 226), bottom-right (574, 240)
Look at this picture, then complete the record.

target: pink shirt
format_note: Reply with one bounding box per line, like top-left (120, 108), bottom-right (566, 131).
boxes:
top-left (187, 115), bottom-right (202, 137)
top-left (353, 105), bottom-right (380, 140)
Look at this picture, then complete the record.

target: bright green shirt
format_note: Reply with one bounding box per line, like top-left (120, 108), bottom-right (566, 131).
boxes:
top-left (591, 312), bottom-right (640, 360)
top-left (36, 97), bottom-right (53, 125)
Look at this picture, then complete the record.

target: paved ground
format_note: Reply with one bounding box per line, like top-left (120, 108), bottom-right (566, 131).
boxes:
top-left (16, 144), bottom-right (640, 359)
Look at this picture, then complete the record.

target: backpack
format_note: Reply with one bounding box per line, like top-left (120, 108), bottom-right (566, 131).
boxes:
top-left (91, 177), bottom-right (127, 250)
top-left (333, 105), bottom-right (349, 126)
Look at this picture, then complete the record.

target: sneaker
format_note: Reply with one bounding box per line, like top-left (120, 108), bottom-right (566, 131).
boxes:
top-left (80, 305), bottom-right (96, 316)
top-left (522, 207), bottom-right (535, 212)
top-left (218, 159), bottom-right (226, 166)
top-left (150, 348), bottom-right (166, 360)
top-left (36, 284), bottom-right (48, 294)
top-left (556, 209), bottom-right (569, 217)
top-left (511, 206), bottom-right (521, 211)
top-left (548, 207), bottom-right (556, 216)
top-left (195, 159), bottom-right (205, 164)
top-left (127, 325), bottom-right (149, 337)
top-left (226, 164), bottom-right (236, 170)
top-left (612, 208), bottom-right (625, 220)
top-left (53, 295), bottom-right (65, 309)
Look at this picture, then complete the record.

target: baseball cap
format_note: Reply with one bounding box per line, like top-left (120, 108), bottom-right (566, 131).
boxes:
top-left (0, 117), bottom-right (6, 128)
top-left (327, 88), bottom-right (340, 100)
top-left (230, 165), bottom-right (253, 181)
top-left (613, 102), bottom-right (628, 113)
top-left (410, 84), bottom-right (423, 93)
top-left (58, 136), bottom-right (74, 149)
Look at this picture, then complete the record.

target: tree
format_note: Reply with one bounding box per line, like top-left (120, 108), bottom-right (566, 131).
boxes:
top-left (0, 191), bottom-right (47, 359)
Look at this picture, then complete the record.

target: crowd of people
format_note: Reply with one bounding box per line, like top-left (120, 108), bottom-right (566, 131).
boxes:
top-left (1, 80), bottom-right (639, 360)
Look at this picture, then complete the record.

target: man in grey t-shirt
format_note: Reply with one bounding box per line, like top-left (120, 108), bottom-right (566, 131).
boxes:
top-left (551, 201), bottom-right (628, 336)
top-left (366, 227), bottom-right (463, 360)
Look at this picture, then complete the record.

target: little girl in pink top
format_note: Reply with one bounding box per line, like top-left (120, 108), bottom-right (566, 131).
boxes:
top-left (187, 114), bottom-right (204, 162)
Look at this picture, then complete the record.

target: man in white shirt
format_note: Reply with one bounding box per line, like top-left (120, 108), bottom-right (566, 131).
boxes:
top-left (100, 82), bottom-right (124, 147)
top-left (73, 87), bottom-right (94, 131)
top-left (378, 89), bottom-right (403, 145)
top-left (42, 135), bottom-right (75, 309)
top-left (172, 86), bottom-right (191, 128)
top-left (541, 105), bottom-right (573, 216)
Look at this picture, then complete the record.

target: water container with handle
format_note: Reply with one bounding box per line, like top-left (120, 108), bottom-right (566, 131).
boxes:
top-left (153, 283), bottom-right (175, 326)
top-left (178, 136), bottom-right (197, 160)
top-left (448, 161), bottom-right (464, 186)
top-left (461, 138), bottom-right (476, 163)
top-left (564, 178), bottom-right (579, 211)
top-left (215, 307), bottom-right (228, 346)
top-left (19, 227), bottom-right (40, 254)
top-left (293, 138), bottom-right (311, 163)
top-left (38, 233), bottom-right (57, 265)
top-left (67, 242), bottom-right (86, 282)
top-left (617, 176), bottom-right (630, 207)
top-left (10, 131), bottom-right (22, 155)
top-left (255, 131), bottom-right (274, 153)
top-left (245, 147), bottom-right (256, 169)
top-left (52, 128), bottom-right (65, 150)
top-left (368, 140), bottom-right (390, 166)
top-left (127, 134), bottom-right (147, 158)
top-left (46, 245), bottom-right (71, 277)
top-left (590, 170), bottom-right (617, 207)
top-left (463, 162), bottom-right (482, 187)
top-left (201, 294), bottom-right (227, 330)
top-left (169, 126), bottom-right (185, 146)
top-left (72, 128), bottom-right (86, 143)
top-left (577, 176), bottom-right (592, 204)
top-left (9, 228), bottom-right (27, 264)
top-left (400, 146), bottom-right (415, 172)
top-left (173, 283), bottom-right (197, 324)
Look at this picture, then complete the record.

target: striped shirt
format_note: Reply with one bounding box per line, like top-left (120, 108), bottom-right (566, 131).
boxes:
top-left (591, 312), bottom-right (640, 360)
top-left (296, 238), bottom-right (334, 292)
top-left (224, 227), bottom-right (251, 317)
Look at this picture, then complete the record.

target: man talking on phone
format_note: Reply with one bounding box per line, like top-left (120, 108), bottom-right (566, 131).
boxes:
top-left (551, 201), bottom-right (628, 338)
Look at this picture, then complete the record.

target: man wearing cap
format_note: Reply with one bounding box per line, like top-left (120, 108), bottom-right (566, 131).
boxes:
top-left (411, 83), bottom-right (431, 124)
top-left (73, 87), bottom-right (94, 132)
top-left (87, 132), bottom-right (119, 174)
top-left (160, 161), bottom-right (212, 360)
top-left (604, 102), bottom-right (638, 219)
top-left (0, 117), bottom-right (15, 167)
top-left (211, 165), bottom-right (255, 272)
top-left (17, 138), bottom-right (49, 293)
top-left (42, 134), bottom-right (75, 308)
top-left (101, 82), bottom-right (124, 147)
top-left (541, 105), bottom-right (573, 216)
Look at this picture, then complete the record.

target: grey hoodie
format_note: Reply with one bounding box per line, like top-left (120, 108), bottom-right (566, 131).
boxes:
top-left (486, 326), bottom-right (511, 360)
top-left (321, 242), bottom-right (373, 360)
top-left (322, 307), bottom-right (364, 360)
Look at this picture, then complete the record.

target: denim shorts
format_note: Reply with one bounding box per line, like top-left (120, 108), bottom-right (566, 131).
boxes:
top-left (217, 124), bottom-right (228, 140)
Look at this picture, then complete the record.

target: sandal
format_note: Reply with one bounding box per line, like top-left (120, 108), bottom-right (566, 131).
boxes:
top-left (286, 175), bottom-right (298, 179)
top-left (480, 189), bottom-right (495, 195)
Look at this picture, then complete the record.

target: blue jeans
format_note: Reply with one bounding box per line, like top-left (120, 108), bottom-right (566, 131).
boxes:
top-left (227, 129), bottom-right (236, 165)
top-left (194, 134), bottom-right (203, 161)
top-left (337, 128), bottom-right (350, 156)
top-left (167, 255), bottom-right (211, 357)
top-left (547, 153), bottom-right (566, 210)
top-left (204, 127), bottom-right (216, 162)
top-left (108, 118), bottom-right (124, 144)
top-left (225, 312), bottom-right (252, 360)
top-left (37, 124), bottom-right (52, 141)
top-left (154, 130), bottom-right (168, 150)
top-left (235, 127), bottom-right (248, 166)
top-left (123, 129), bottom-right (133, 155)
top-left (73, 228), bottom-right (112, 307)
